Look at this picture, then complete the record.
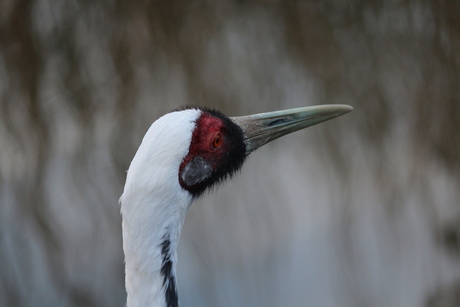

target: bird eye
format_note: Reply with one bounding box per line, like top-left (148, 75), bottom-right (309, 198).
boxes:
top-left (212, 133), bottom-right (222, 149)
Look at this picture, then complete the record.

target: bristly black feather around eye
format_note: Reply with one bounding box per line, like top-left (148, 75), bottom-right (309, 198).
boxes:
top-left (182, 107), bottom-right (248, 199)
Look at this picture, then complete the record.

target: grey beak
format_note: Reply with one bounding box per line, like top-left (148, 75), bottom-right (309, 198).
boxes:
top-left (231, 104), bottom-right (353, 154)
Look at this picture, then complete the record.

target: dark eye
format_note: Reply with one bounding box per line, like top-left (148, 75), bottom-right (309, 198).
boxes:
top-left (212, 133), bottom-right (222, 149)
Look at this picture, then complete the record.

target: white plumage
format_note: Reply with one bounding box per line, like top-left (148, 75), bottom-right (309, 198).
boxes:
top-left (121, 109), bottom-right (200, 307)
top-left (120, 105), bottom-right (352, 307)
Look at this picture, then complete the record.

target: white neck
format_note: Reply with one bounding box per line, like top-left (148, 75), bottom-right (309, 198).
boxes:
top-left (121, 189), bottom-right (191, 307)
top-left (120, 110), bottom-right (200, 307)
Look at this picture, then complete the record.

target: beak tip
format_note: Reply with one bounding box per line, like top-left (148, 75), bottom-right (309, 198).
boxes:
top-left (340, 104), bottom-right (353, 113)
top-left (334, 104), bottom-right (353, 117)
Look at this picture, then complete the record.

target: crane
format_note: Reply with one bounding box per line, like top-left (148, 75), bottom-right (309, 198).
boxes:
top-left (120, 105), bottom-right (352, 307)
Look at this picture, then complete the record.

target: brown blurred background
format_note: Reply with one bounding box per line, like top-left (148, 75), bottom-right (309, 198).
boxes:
top-left (1, 0), bottom-right (459, 306)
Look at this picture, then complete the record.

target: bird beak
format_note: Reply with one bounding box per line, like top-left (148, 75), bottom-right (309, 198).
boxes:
top-left (231, 104), bottom-right (353, 154)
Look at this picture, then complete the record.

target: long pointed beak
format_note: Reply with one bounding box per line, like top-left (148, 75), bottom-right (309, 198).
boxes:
top-left (231, 104), bottom-right (353, 154)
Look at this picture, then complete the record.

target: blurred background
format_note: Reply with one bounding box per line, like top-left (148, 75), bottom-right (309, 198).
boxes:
top-left (1, 0), bottom-right (459, 306)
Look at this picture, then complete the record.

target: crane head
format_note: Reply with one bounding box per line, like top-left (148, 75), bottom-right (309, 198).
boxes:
top-left (177, 105), bottom-right (353, 197)
top-left (121, 104), bottom-right (352, 307)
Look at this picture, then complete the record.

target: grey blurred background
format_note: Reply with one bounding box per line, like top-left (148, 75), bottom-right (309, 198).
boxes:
top-left (1, 0), bottom-right (459, 306)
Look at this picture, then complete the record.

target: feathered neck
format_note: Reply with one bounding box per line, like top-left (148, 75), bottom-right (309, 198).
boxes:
top-left (120, 110), bottom-right (199, 307)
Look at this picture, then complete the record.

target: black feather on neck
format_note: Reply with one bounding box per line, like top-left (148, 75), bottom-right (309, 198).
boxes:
top-left (160, 235), bottom-right (178, 307)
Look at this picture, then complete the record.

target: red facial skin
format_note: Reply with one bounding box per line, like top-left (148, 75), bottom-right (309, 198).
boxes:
top-left (179, 113), bottom-right (226, 188)
top-left (178, 109), bottom-right (247, 196)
